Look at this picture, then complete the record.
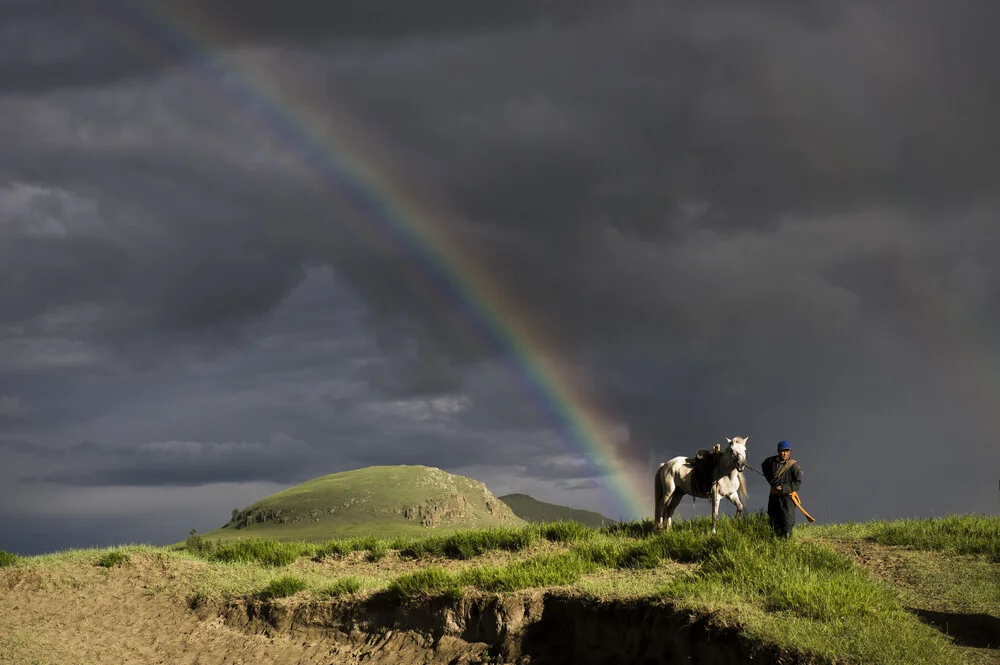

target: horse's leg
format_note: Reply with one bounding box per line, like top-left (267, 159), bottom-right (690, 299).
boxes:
top-left (711, 486), bottom-right (721, 534)
top-left (727, 491), bottom-right (744, 519)
top-left (664, 491), bottom-right (685, 531)
top-left (654, 466), bottom-right (666, 531)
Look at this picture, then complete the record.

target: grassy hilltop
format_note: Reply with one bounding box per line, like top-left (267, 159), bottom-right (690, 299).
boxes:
top-left (201, 465), bottom-right (524, 542)
top-left (1, 465), bottom-right (998, 664)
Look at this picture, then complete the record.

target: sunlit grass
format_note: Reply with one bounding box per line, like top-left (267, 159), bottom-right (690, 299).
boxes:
top-left (399, 525), bottom-right (540, 560)
top-left (317, 576), bottom-right (364, 598)
top-left (254, 575), bottom-right (308, 600)
top-left (654, 515), bottom-right (956, 665)
top-left (805, 514), bottom-right (1000, 559)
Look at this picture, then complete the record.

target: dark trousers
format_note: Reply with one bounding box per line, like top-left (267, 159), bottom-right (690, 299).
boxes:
top-left (767, 494), bottom-right (796, 538)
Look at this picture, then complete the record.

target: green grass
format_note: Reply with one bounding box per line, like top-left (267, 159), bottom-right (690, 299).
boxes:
top-left (387, 552), bottom-right (599, 599)
top-left (539, 521), bottom-right (597, 543)
top-left (196, 521), bottom-right (601, 565)
top-left (317, 576), bottom-right (364, 598)
top-left (207, 538), bottom-right (317, 567)
top-left (388, 567), bottom-right (463, 600)
top-left (314, 536), bottom-right (403, 562)
top-left (808, 514), bottom-right (1000, 560)
top-left (255, 575), bottom-right (309, 601)
top-left (600, 518), bottom-right (657, 539)
top-left (0, 550), bottom-right (22, 568)
top-left (653, 515), bottom-right (955, 665)
top-left (399, 525), bottom-right (540, 560)
top-left (95, 549), bottom-right (131, 568)
top-left (458, 552), bottom-right (597, 592)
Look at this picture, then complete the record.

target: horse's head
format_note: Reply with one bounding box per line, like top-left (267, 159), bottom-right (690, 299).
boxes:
top-left (725, 436), bottom-right (748, 472)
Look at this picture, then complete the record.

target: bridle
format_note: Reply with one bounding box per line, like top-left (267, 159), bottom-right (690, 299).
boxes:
top-left (729, 445), bottom-right (747, 472)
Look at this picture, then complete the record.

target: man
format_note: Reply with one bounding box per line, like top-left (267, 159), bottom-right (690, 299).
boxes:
top-left (760, 440), bottom-right (803, 538)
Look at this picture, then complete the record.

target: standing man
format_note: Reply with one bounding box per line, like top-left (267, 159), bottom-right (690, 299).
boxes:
top-left (761, 440), bottom-right (803, 538)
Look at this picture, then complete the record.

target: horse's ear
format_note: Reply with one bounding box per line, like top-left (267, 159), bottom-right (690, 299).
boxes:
top-left (744, 436), bottom-right (749, 444)
top-left (726, 437), bottom-right (732, 443)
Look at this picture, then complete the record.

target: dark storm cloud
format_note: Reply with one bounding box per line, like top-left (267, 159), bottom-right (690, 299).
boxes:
top-left (277, 0), bottom-right (1000, 374)
top-left (0, 0), bottom-right (629, 91)
top-left (2, 0), bottom-right (1000, 553)
top-left (0, 235), bottom-right (128, 325)
top-left (525, 459), bottom-right (615, 481)
top-left (30, 437), bottom-right (318, 487)
top-left (7, 0), bottom-right (998, 358)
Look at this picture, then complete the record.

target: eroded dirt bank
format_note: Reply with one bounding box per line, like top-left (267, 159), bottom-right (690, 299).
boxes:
top-left (1, 558), bottom-right (802, 665)
top-left (204, 590), bottom-right (802, 664)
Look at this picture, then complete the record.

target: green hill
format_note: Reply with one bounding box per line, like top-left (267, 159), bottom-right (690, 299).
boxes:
top-left (499, 493), bottom-right (616, 527)
top-left (200, 465), bottom-right (524, 543)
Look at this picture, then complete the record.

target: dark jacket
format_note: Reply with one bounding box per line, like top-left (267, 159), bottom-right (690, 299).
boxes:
top-left (760, 455), bottom-right (802, 495)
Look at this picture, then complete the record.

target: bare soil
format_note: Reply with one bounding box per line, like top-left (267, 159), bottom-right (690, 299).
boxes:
top-left (0, 556), bottom-right (342, 665)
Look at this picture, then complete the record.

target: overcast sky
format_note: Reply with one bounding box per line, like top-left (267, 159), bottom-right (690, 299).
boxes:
top-left (2, 1), bottom-right (999, 555)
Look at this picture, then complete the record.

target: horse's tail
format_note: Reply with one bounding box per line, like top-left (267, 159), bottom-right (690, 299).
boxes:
top-left (738, 471), bottom-right (748, 501)
top-left (654, 463), bottom-right (666, 509)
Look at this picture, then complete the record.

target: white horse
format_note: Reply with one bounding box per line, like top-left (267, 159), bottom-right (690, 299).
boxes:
top-left (654, 436), bottom-right (749, 534)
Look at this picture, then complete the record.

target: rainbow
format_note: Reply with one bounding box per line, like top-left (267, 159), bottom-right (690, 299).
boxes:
top-left (108, 2), bottom-right (649, 519)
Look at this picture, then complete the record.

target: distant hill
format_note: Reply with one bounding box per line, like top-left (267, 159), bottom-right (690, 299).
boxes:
top-left (498, 493), bottom-right (616, 527)
top-left (200, 465), bottom-right (524, 543)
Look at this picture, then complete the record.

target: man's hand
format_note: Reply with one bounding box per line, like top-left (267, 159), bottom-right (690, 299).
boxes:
top-left (775, 485), bottom-right (782, 491)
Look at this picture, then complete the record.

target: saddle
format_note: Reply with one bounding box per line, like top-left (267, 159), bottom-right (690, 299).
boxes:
top-left (685, 444), bottom-right (722, 495)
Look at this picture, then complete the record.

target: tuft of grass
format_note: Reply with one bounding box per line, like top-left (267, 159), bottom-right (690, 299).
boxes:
top-left (600, 518), bottom-right (656, 539)
top-left (184, 529), bottom-right (217, 557)
top-left (387, 552), bottom-right (598, 600)
top-left (539, 521), bottom-right (595, 543)
top-left (388, 566), bottom-right (463, 600)
top-left (458, 552), bottom-right (597, 592)
top-left (571, 534), bottom-right (634, 568)
top-left (255, 574), bottom-right (308, 601)
top-left (400, 526), bottom-right (539, 560)
top-left (318, 576), bottom-right (363, 598)
top-left (314, 536), bottom-right (391, 562)
top-left (209, 539), bottom-right (315, 567)
top-left (0, 550), bottom-right (23, 567)
top-left (571, 527), bottom-right (721, 570)
top-left (96, 549), bottom-right (131, 568)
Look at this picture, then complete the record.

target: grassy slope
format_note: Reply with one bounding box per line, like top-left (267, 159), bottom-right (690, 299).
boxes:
top-left (499, 493), bottom-right (616, 527)
top-left (198, 465), bottom-right (525, 543)
top-left (5, 514), bottom-right (997, 665)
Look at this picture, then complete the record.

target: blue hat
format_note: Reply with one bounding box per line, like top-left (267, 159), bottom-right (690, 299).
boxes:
top-left (777, 440), bottom-right (791, 451)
